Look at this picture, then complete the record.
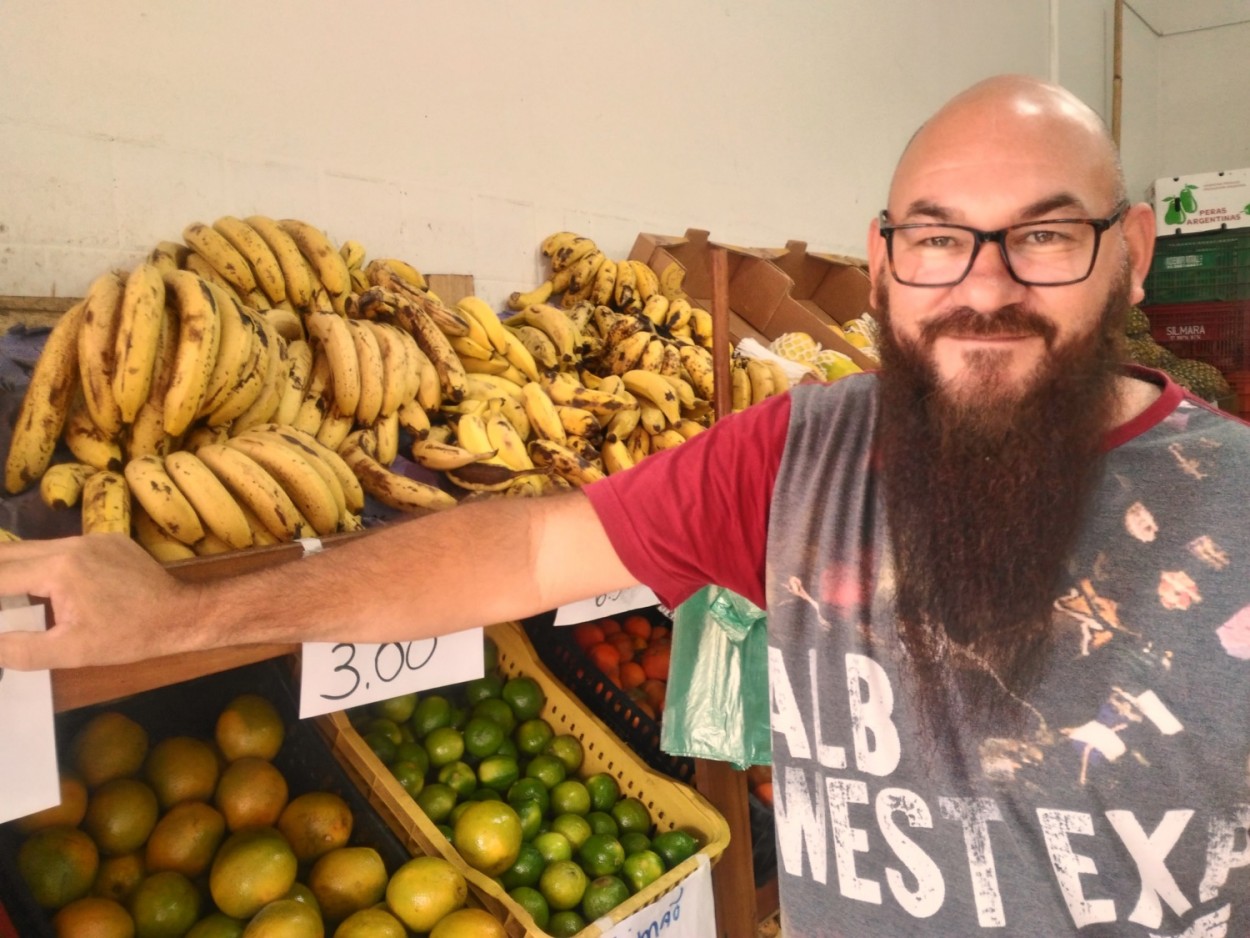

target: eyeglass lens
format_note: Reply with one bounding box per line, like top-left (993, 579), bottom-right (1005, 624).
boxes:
top-left (890, 221), bottom-right (1101, 286)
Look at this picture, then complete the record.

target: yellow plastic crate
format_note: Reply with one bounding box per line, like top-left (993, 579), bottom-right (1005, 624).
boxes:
top-left (316, 620), bottom-right (730, 938)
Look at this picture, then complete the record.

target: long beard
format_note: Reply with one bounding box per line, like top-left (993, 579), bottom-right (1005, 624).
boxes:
top-left (874, 276), bottom-right (1128, 734)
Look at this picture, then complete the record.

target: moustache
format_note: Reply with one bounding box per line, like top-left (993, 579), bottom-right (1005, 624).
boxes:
top-left (918, 306), bottom-right (1059, 347)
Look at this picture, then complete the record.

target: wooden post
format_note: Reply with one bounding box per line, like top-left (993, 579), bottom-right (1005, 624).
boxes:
top-left (1112, 0), bottom-right (1124, 148)
top-left (710, 247), bottom-right (733, 423)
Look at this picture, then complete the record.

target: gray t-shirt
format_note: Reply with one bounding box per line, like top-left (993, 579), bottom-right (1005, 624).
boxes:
top-left (766, 375), bottom-right (1250, 936)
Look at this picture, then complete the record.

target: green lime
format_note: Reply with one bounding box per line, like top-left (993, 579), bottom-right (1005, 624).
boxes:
top-left (410, 695), bottom-right (453, 738)
top-left (508, 885), bottom-right (550, 930)
top-left (531, 831), bottom-right (573, 864)
top-left (390, 761), bottom-right (425, 799)
top-left (621, 849), bottom-right (665, 894)
top-left (448, 704), bottom-right (468, 730)
top-left (436, 823), bottom-right (454, 841)
top-left (547, 910), bottom-right (587, 937)
top-left (371, 690), bottom-right (417, 724)
top-left (543, 735), bottom-right (584, 775)
top-left (582, 874), bottom-right (630, 920)
top-left (364, 731), bottom-right (397, 766)
top-left (585, 773), bottom-right (620, 813)
top-left (525, 754), bottom-right (566, 790)
top-left (539, 859), bottom-right (587, 912)
top-left (393, 741), bottom-right (429, 777)
top-left (463, 675), bottom-right (503, 706)
top-left (463, 716), bottom-right (506, 761)
top-left (365, 717), bottom-right (404, 746)
top-left (424, 727), bottom-right (465, 768)
top-left (450, 801), bottom-right (473, 827)
top-left (470, 698), bottom-right (516, 735)
top-left (515, 800), bottom-right (544, 841)
top-left (506, 778), bottom-right (551, 816)
top-left (501, 677), bottom-right (546, 721)
top-left (610, 798), bottom-right (652, 837)
top-left (586, 811), bottom-right (618, 837)
top-left (620, 832), bottom-right (652, 856)
top-left (495, 738), bottom-right (519, 760)
top-left (549, 814), bottom-right (592, 851)
top-left (651, 830), bottom-right (699, 870)
top-left (513, 718), bottom-right (555, 757)
top-left (500, 843), bottom-right (545, 890)
top-left (437, 761), bottom-right (477, 798)
top-left (477, 754), bottom-right (520, 793)
top-left (397, 723), bottom-right (415, 743)
top-left (549, 780), bottom-right (591, 817)
top-left (579, 833), bottom-right (625, 877)
top-left (415, 783), bottom-right (458, 823)
top-left (470, 787), bottom-right (504, 802)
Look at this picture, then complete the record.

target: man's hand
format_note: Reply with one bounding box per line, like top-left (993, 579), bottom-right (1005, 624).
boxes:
top-left (0, 534), bottom-right (198, 671)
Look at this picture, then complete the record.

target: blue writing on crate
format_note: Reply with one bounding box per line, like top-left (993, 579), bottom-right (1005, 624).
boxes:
top-left (634, 885), bottom-right (684, 937)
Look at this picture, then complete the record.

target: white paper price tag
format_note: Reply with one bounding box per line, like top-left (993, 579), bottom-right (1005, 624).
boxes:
top-left (299, 628), bottom-right (485, 719)
top-left (600, 853), bottom-right (716, 938)
top-left (554, 585), bottom-right (660, 626)
top-left (0, 596), bottom-right (59, 826)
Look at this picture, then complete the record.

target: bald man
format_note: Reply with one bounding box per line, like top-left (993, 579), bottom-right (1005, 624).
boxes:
top-left (3, 75), bottom-right (1250, 934)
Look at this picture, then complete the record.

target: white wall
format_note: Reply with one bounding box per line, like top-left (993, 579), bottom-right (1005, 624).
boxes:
top-left (0, 0), bottom-right (1166, 311)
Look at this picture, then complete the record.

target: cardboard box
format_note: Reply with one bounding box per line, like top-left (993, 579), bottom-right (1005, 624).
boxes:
top-left (1149, 168), bottom-right (1250, 236)
top-left (629, 229), bottom-right (877, 370)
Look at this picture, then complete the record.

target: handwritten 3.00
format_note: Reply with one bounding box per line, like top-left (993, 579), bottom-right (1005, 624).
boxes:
top-left (319, 639), bottom-right (438, 701)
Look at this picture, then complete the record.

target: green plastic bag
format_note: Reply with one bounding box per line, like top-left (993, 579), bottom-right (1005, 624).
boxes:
top-left (660, 586), bottom-right (771, 769)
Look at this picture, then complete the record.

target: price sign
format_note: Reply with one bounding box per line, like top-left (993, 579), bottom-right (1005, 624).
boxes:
top-left (0, 596), bottom-right (59, 825)
top-left (553, 585), bottom-right (660, 626)
top-left (298, 628), bottom-right (484, 719)
top-left (599, 853), bottom-right (715, 937)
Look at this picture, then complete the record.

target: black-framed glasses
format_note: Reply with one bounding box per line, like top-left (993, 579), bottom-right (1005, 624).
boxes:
top-left (878, 201), bottom-right (1129, 287)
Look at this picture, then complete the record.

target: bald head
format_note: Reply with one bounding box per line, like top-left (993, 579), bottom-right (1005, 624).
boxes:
top-left (889, 75), bottom-right (1125, 219)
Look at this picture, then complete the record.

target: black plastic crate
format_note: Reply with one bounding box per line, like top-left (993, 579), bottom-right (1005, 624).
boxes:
top-left (0, 657), bottom-right (413, 936)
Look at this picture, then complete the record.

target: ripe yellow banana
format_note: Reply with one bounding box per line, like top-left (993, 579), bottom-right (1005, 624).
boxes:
top-left (640, 295), bottom-right (669, 330)
top-left (133, 506), bottom-right (197, 562)
top-left (340, 431), bottom-right (457, 512)
top-left (374, 410), bottom-right (401, 466)
top-left (205, 310), bottom-right (269, 427)
top-left (246, 215), bottom-right (313, 310)
top-left (638, 400), bottom-right (667, 435)
top-left (397, 398), bottom-right (432, 438)
top-left (498, 329), bottom-right (542, 383)
top-left (362, 322), bottom-right (407, 419)
top-left (590, 260), bottom-right (618, 307)
top-left (665, 297), bottom-right (693, 332)
top-left (315, 405), bottom-right (354, 451)
top-left (164, 449), bottom-right (253, 550)
top-left (626, 426), bottom-right (651, 464)
top-left (376, 258), bottom-right (427, 291)
top-left (78, 270), bottom-right (126, 438)
top-left (81, 469), bottom-right (131, 535)
top-left (556, 405), bottom-right (599, 439)
top-left (630, 260), bottom-right (660, 302)
top-left (565, 250), bottom-right (605, 295)
top-left (4, 301), bottom-right (86, 493)
top-left (605, 402), bottom-right (641, 442)
top-left (746, 358), bottom-right (774, 405)
top-left (225, 433), bottom-right (339, 536)
top-left (445, 461), bottom-right (536, 493)
top-left (148, 241), bottom-right (188, 275)
top-left (527, 439), bottom-right (605, 487)
top-left (512, 324), bottom-right (559, 370)
top-left (410, 438), bottom-right (490, 470)
top-left (162, 270), bottom-right (222, 436)
top-left (124, 306), bottom-right (179, 460)
top-left (613, 260), bottom-right (638, 312)
top-left (112, 263), bottom-right (166, 423)
top-left (448, 334), bottom-right (495, 362)
top-left (486, 408), bottom-right (533, 471)
top-left (39, 461), bottom-right (97, 510)
top-left (691, 307), bottom-right (715, 349)
top-left (600, 438), bottom-right (634, 475)
top-left (678, 345), bottom-right (716, 400)
top-left (261, 306), bottom-right (305, 343)
top-left (305, 311), bottom-right (361, 419)
top-left (663, 374), bottom-right (697, 410)
top-left (638, 337), bottom-right (666, 373)
top-left (456, 296), bottom-right (511, 354)
top-left (651, 428), bottom-right (687, 452)
top-left (455, 412), bottom-right (497, 458)
top-left (396, 304), bottom-right (467, 404)
top-left (274, 338), bottom-right (314, 426)
top-left (230, 321), bottom-right (287, 434)
top-left (339, 239), bottom-right (367, 271)
top-left (540, 231), bottom-right (582, 259)
top-left (659, 261), bottom-right (687, 301)
top-left (198, 285), bottom-right (255, 417)
top-left (512, 304), bottom-right (577, 363)
top-left (183, 222), bottom-right (257, 295)
top-left (268, 425), bottom-right (364, 514)
top-left (347, 319), bottom-right (385, 424)
top-left (124, 454), bottom-right (205, 545)
top-left (605, 330), bottom-right (651, 376)
top-left (521, 382), bottom-right (565, 444)
top-left (658, 343), bottom-right (683, 378)
top-left (278, 219), bottom-right (350, 298)
top-left (731, 362), bottom-right (752, 412)
top-left (549, 237), bottom-right (598, 273)
top-left (506, 281), bottom-right (554, 313)
top-left (64, 394), bottom-right (123, 471)
top-left (764, 360), bottom-right (791, 396)
top-left (465, 373), bottom-right (524, 404)
top-left (213, 216), bottom-right (286, 304)
top-left (195, 442), bottom-right (311, 541)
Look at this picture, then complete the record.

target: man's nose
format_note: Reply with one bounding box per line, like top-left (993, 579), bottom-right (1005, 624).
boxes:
top-left (955, 239), bottom-right (1029, 309)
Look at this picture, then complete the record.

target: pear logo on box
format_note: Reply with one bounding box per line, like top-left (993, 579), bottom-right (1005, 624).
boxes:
top-left (1162, 184), bottom-right (1199, 226)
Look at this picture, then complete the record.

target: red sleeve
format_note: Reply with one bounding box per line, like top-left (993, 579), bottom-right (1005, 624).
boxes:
top-left (583, 392), bottom-right (791, 610)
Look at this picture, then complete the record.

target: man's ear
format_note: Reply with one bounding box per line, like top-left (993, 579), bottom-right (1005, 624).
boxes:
top-left (1122, 202), bottom-right (1156, 306)
top-left (867, 217), bottom-right (886, 310)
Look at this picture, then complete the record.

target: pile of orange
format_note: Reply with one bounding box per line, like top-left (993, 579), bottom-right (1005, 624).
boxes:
top-left (572, 613), bottom-right (671, 720)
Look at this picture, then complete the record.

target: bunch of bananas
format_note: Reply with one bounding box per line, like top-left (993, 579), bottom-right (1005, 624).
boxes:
top-left (4, 225), bottom-right (794, 560)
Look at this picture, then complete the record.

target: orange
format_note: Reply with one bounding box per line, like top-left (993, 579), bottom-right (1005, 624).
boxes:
top-left (71, 712), bottom-right (149, 788)
top-left (571, 623), bottom-right (604, 651)
top-left (16, 774), bottom-right (88, 834)
top-left (640, 645), bottom-right (670, 682)
top-left (639, 679), bottom-right (667, 712)
top-left (598, 617), bottom-right (622, 637)
top-left (51, 895), bottom-right (135, 938)
top-left (208, 827), bottom-right (298, 919)
top-left (452, 801), bottom-right (523, 876)
top-left (83, 778), bottom-right (160, 857)
top-left (385, 856), bottom-right (468, 933)
top-left (127, 870), bottom-right (200, 938)
top-left (755, 781), bottom-right (774, 807)
top-left (91, 852), bottom-right (146, 904)
top-left (214, 756), bottom-right (288, 831)
top-left (619, 661), bottom-right (646, 690)
top-left (429, 907), bottom-right (507, 938)
top-left (277, 790), bottom-right (353, 863)
top-left (332, 906), bottom-right (407, 938)
top-left (240, 898), bottom-right (321, 937)
top-left (184, 912), bottom-right (246, 938)
top-left (587, 642), bottom-right (620, 674)
top-left (622, 615), bottom-right (652, 641)
top-left (608, 633), bottom-right (636, 663)
top-left (143, 736), bottom-right (220, 809)
top-left (19, 825), bottom-right (99, 910)
top-left (144, 801), bottom-right (226, 878)
top-left (307, 846), bottom-right (387, 922)
top-left (214, 694), bottom-right (284, 762)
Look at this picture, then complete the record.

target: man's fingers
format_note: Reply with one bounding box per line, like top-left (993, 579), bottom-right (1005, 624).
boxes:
top-left (0, 628), bottom-right (50, 672)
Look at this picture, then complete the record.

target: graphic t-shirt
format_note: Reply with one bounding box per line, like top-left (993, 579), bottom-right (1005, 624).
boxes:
top-left (585, 370), bottom-right (1250, 936)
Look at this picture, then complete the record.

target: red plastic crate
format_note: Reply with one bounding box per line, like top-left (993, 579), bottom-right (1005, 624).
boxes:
top-left (1144, 299), bottom-right (1250, 375)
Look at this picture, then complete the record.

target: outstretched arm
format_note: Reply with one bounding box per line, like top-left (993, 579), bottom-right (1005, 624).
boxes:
top-left (0, 491), bottom-right (634, 671)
